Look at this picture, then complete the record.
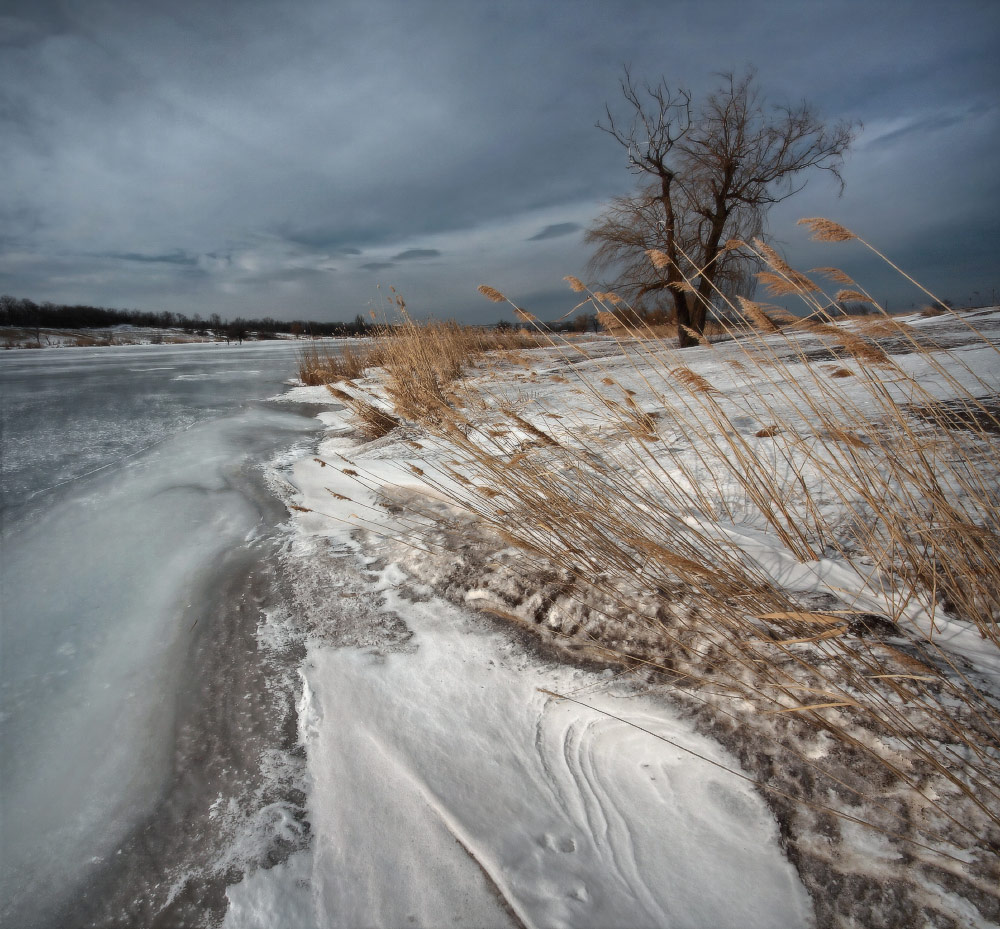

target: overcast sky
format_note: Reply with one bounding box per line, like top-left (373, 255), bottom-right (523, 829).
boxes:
top-left (2, 0), bottom-right (998, 324)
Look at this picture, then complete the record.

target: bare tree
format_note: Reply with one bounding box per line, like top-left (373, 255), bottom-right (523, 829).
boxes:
top-left (588, 67), bottom-right (858, 346)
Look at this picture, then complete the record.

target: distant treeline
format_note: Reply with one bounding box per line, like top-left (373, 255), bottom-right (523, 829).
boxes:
top-left (0, 295), bottom-right (372, 339)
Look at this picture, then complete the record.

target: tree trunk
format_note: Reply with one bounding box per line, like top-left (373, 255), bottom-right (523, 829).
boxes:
top-left (653, 173), bottom-right (698, 348)
top-left (688, 211), bottom-right (728, 342)
top-left (675, 291), bottom-right (697, 347)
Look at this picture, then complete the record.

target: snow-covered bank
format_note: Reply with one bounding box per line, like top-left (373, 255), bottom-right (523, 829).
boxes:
top-left (240, 596), bottom-right (810, 929)
top-left (221, 385), bottom-right (813, 928)
top-left (229, 308), bottom-right (1000, 928)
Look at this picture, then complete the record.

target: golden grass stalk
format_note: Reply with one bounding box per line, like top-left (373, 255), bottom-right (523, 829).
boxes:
top-left (758, 270), bottom-right (820, 296)
top-left (478, 284), bottom-right (507, 303)
top-left (812, 266), bottom-right (857, 285)
top-left (646, 248), bottom-right (671, 270)
top-left (736, 296), bottom-right (781, 332)
top-left (834, 289), bottom-right (873, 305)
top-left (797, 217), bottom-right (858, 242)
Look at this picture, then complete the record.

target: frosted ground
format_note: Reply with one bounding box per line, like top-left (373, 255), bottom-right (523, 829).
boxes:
top-left (226, 308), bottom-right (1000, 928)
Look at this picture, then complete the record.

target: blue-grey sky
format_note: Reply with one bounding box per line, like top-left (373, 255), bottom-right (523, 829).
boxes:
top-left (1, 0), bottom-right (997, 323)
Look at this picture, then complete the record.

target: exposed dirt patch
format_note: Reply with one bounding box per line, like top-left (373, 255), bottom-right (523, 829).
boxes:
top-left (908, 395), bottom-right (1000, 435)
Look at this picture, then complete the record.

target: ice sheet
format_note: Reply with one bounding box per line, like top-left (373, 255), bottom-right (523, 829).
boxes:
top-left (0, 340), bottom-right (329, 928)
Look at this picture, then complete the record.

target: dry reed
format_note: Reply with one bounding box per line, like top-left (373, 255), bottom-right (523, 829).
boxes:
top-left (298, 342), bottom-right (377, 384)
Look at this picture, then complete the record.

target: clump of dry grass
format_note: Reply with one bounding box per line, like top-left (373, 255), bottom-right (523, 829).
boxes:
top-left (317, 299), bottom-right (545, 436)
top-left (373, 311), bottom-right (544, 424)
top-left (298, 342), bottom-right (377, 385)
top-left (327, 385), bottom-right (401, 439)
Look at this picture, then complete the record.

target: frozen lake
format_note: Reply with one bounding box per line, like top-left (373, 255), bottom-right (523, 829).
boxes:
top-left (0, 341), bottom-right (335, 928)
top-left (1, 340), bottom-right (327, 506)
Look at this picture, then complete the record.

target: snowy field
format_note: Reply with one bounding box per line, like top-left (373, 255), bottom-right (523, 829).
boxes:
top-left (224, 307), bottom-right (999, 927)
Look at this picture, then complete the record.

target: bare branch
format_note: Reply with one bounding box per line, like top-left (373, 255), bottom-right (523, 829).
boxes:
top-left (596, 66), bottom-right (692, 178)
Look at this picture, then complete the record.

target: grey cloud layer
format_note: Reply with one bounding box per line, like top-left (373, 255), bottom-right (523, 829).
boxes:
top-left (1, 0), bottom-right (998, 321)
top-left (392, 249), bottom-right (441, 261)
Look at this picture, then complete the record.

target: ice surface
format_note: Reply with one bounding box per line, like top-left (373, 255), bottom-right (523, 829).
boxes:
top-left (0, 341), bottom-right (327, 928)
top-left (0, 340), bottom-right (318, 504)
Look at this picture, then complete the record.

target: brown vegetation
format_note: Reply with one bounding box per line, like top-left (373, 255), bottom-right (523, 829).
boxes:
top-left (297, 342), bottom-right (377, 385)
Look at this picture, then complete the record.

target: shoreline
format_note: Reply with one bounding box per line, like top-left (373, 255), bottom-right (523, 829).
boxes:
top-left (216, 380), bottom-right (815, 928)
top-left (63, 455), bottom-right (314, 929)
top-left (222, 442), bottom-right (814, 928)
top-left (0, 371), bottom-right (329, 929)
top-left (0, 326), bottom-right (362, 351)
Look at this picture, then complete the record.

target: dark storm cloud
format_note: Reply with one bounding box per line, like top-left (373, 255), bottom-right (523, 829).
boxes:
top-left (0, 3), bottom-right (73, 47)
top-left (0, 17), bottom-right (41, 47)
top-left (1, 0), bottom-right (997, 321)
top-left (277, 224), bottom-right (372, 252)
top-left (508, 287), bottom-right (579, 321)
top-left (527, 223), bottom-right (581, 242)
top-left (262, 267), bottom-right (333, 283)
top-left (392, 249), bottom-right (441, 261)
top-left (108, 251), bottom-right (199, 266)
